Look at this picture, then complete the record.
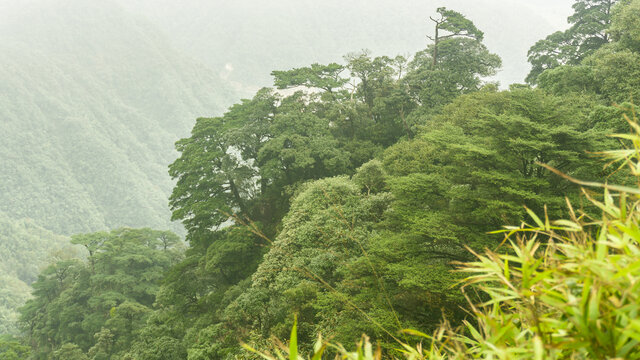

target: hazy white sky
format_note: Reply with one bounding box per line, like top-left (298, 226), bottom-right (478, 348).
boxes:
top-left (115, 0), bottom-right (575, 88)
top-left (1, 0), bottom-right (576, 90)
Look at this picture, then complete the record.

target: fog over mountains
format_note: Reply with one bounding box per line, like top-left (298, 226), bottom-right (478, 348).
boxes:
top-left (1, 0), bottom-right (237, 233)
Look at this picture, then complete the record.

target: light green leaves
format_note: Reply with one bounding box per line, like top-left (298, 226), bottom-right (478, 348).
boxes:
top-left (527, 0), bottom-right (617, 84)
top-left (289, 315), bottom-right (298, 360)
top-left (417, 110), bottom-right (640, 359)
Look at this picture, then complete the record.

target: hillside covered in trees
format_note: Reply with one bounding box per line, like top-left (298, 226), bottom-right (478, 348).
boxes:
top-left (0, 0), bottom-right (236, 234)
top-left (3, 0), bottom-right (640, 359)
top-left (0, 0), bottom-right (575, 336)
top-left (0, 0), bottom-right (237, 333)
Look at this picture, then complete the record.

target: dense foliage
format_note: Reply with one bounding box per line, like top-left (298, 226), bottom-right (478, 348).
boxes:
top-left (0, 214), bottom-right (70, 334)
top-left (0, 0), bottom-right (235, 235)
top-left (252, 118), bottom-right (640, 357)
top-left (7, 0), bottom-right (640, 359)
top-left (18, 228), bottom-right (182, 360)
top-left (300, 107), bottom-right (640, 360)
top-left (423, 124), bottom-right (640, 358)
top-left (526, 0), bottom-right (618, 84)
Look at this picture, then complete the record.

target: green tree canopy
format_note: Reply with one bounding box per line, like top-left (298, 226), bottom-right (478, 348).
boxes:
top-left (404, 8), bottom-right (500, 109)
top-left (536, 0), bottom-right (640, 104)
top-left (19, 228), bottom-right (182, 359)
top-left (527, 0), bottom-right (618, 84)
top-left (271, 63), bottom-right (348, 93)
top-left (427, 7), bottom-right (484, 65)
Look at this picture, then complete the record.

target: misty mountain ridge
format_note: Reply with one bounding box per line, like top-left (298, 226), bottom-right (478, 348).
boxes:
top-left (0, 0), bottom-right (236, 235)
top-left (0, 0), bottom-right (237, 333)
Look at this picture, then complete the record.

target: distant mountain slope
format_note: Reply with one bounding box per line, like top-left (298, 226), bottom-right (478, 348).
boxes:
top-left (0, 0), bottom-right (236, 235)
top-left (0, 0), bottom-right (237, 333)
top-left (0, 212), bottom-right (72, 334)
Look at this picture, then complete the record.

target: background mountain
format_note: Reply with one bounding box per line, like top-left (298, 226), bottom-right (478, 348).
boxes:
top-left (0, 0), bottom-right (237, 235)
top-left (0, 0), bottom-right (237, 333)
top-left (0, 212), bottom-right (70, 334)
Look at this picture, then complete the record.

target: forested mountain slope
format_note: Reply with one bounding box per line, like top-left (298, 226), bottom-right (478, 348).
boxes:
top-left (0, 0), bottom-right (236, 333)
top-left (0, 0), bottom-right (235, 235)
top-left (0, 212), bottom-right (69, 334)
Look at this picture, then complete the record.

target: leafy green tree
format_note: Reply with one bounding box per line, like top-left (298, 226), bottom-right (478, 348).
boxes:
top-left (351, 88), bottom-right (610, 346)
top-left (271, 63), bottom-right (348, 93)
top-left (87, 328), bottom-right (114, 360)
top-left (123, 225), bottom-right (266, 360)
top-left (610, 0), bottom-right (640, 50)
top-left (405, 9), bottom-right (500, 109)
top-left (587, 46), bottom-right (640, 102)
top-left (345, 52), bottom-right (397, 110)
top-left (0, 335), bottom-right (29, 360)
top-left (527, 0), bottom-right (618, 83)
top-left (426, 7), bottom-right (484, 66)
top-left (257, 92), bottom-right (351, 190)
top-left (71, 231), bottom-right (109, 274)
top-left (526, 31), bottom-right (577, 84)
top-left (121, 301), bottom-right (189, 360)
top-left (19, 228), bottom-right (181, 359)
top-left (225, 175), bottom-right (394, 354)
top-left (52, 344), bottom-right (87, 360)
top-left (383, 88), bottom-right (602, 250)
top-left (168, 114), bottom-right (260, 238)
top-left (103, 302), bottom-right (150, 353)
top-left (405, 39), bottom-right (501, 109)
top-left (536, 0), bottom-right (640, 104)
top-left (414, 111), bottom-right (640, 360)
top-left (352, 159), bottom-right (389, 194)
top-left (342, 53), bottom-right (416, 145)
top-left (536, 63), bottom-right (598, 96)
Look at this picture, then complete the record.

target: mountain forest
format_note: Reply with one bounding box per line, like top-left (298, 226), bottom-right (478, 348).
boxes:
top-left (2, 0), bottom-right (640, 359)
